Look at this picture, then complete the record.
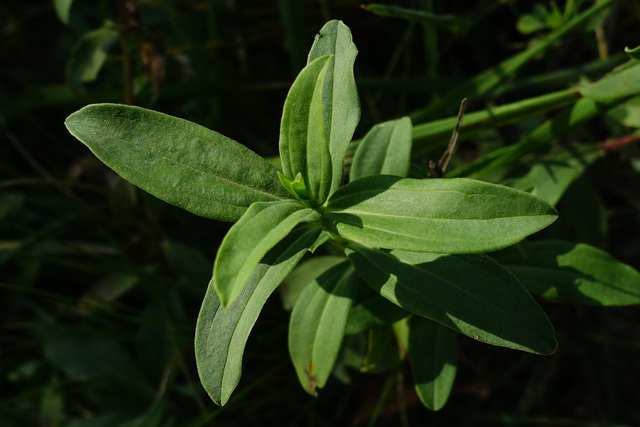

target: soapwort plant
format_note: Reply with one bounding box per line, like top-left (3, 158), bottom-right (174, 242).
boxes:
top-left (65, 19), bottom-right (640, 411)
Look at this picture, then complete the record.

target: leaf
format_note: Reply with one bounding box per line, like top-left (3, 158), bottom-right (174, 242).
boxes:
top-left (65, 22), bottom-right (119, 88)
top-left (195, 225), bottom-right (322, 406)
top-left (324, 176), bottom-right (557, 254)
top-left (288, 261), bottom-right (357, 396)
top-left (502, 144), bottom-right (603, 206)
top-left (279, 55), bottom-right (333, 204)
top-left (65, 104), bottom-right (290, 222)
top-left (408, 316), bottom-right (458, 411)
top-left (345, 244), bottom-right (557, 354)
top-left (625, 45), bottom-right (640, 60)
top-left (308, 20), bottom-right (361, 198)
top-left (580, 60), bottom-right (640, 101)
top-left (213, 201), bottom-right (319, 307)
top-left (345, 281), bottom-right (409, 335)
top-left (608, 95), bottom-right (640, 128)
top-left (362, 4), bottom-right (472, 35)
top-left (494, 240), bottom-right (640, 306)
top-left (54, 0), bottom-right (74, 24)
top-left (280, 256), bottom-right (346, 310)
top-left (350, 116), bottom-right (412, 181)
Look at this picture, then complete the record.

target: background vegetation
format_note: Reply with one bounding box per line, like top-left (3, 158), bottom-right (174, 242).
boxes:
top-left (2, 0), bottom-right (640, 426)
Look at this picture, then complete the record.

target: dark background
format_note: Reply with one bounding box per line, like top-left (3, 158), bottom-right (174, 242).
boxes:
top-left (2, 1), bottom-right (640, 426)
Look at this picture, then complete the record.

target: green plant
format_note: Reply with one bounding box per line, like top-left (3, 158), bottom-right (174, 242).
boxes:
top-left (64, 17), bottom-right (640, 413)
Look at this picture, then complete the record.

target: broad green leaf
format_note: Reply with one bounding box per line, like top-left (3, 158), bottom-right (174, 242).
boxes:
top-left (408, 316), bottom-right (458, 411)
top-left (345, 245), bottom-right (557, 354)
top-left (213, 201), bottom-right (319, 307)
top-left (308, 20), bottom-right (360, 197)
top-left (558, 178), bottom-right (607, 248)
top-left (279, 55), bottom-right (333, 204)
top-left (288, 261), bottom-right (357, 395)
top-left (345, 281), bottom-right (408, 335)
top-left (608, 95), bottom-right (640, 128)
top-left (324, 176), bottom-right (557, 254)
top-left (196, 225), bottom-right (322, 406)
top-left (626, 45), bottom-right (640, 60)
top-left (502, 145), bottom-right (603, 206)
top-left (65, 104), bottom-right (290, 222)
top-left (350, 116), bottom-right (412, 181)
top-left (54, 0), bottom-right (74, 24)
top-left (495, 240), bottom-right (640, 306)
top-left (580, 60), bottom-right (640, 101)
top-left (66, 22), bottom-right (119, 87)
top-left (280, 256), bottom-right (345, 310)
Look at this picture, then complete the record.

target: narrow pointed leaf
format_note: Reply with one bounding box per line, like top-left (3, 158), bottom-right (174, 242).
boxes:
top-left (279, 55), bottom-right (333, 204)
top-left (65, 104), bottom-right (290, 222)
top-left (195, 225), bottom-right (322, 406)
top-left (214, 201), bottom-right (319, 307)
top-left (308, 20), bottom-right (360, 197)
top-left (408, 316), bottom-right (458, 411)
top-left (288, 261), bottom-right (357, 395)
top-left (345, 245), bottom-right (557, 354)
top-left (66, 23), bottom-right (119, 87)
top-left (351, 116), bottom-right (412, 181)
top-left (495, 240), bottom-right (640, 306)
top-left (325, 176), bottom-right (557, 254)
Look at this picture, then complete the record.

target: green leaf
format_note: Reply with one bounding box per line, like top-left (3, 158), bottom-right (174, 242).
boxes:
top-left (280, 256), bottom-right (346, 310)
top-left (580, 60), bottom-right (640, 101)
top-left (324, 176), bottom-right (557, 254)
top-left (495, 240), bottom-right (640, 306)
top-left (608, 95), bottom-right (640, 128)
top-left (54, 0), bottom-right (74, 24)
top-left (279, 55), bottom-right (333, 204)
top-left (214, 201), bottom-right (319, 307)
top-left (195, 225), bottom-right (322, 406)
top-left (408, 316), bottom-right (458, 411)
top-left (362, 4), bottom-right (472, 35)
top-left (278, 172), bottom-right (315, 207)
top-left (288, 261), bottom-right (357, 395)
top-left (625, 45), bottom-right (640, 60)
top-left (345, 245), bottom-right (557, 354)
top-left (350, 116), bottom-right (412, 181)
top-left (345, 281), bottom-right (408, 335)
top-left (502, 145), bottom-right (603, 206)
top-left (66, 22), bottom-right (119, 88)
top-left (65, 104), bottom-right (290, 222)
top-left (308, 20), bottom-right (361, 197)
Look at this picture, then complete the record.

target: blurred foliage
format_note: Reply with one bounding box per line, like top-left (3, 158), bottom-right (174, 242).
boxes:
top-left (1, 0), bottom-right (640, 426)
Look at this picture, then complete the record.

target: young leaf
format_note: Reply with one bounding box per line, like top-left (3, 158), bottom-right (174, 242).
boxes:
top-left (495, 240), bottom-right (640, 306)
top-left (288, 261), bottom-right (357, 396)
top-left (66, 23), bottom-right (119, 88)
top-left (345, 244), bottom-right (557, 354)
top-left (308, 20), bottom-right (361, 197)
top-left (214, 201), bottom-right (319, 307)
top-left (408, 316), bottom-right (458, 411)
top-left (350, 116), bottom-right (412, 181)
top-left (65, 104), bottom-right (290, 222)
top-left (54, 0), bottom-right (74, 24)
top-left (324, 176), bottom-right (557, 254)
top-left (502, 145), bottom-right (603, 206)
top-left (279, 55), bottom-right (333, 204)
top-left (195, 225), bottom-right (322, 406)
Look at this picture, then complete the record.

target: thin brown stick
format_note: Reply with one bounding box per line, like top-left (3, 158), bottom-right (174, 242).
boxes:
top-left (430, 98), bottom-right (467, 178)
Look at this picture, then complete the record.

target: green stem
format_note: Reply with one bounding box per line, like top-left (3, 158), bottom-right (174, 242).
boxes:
top-left (409, 0), bottom-right (617, 123)
top-left (448, 95), bottom-right (628, 179)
